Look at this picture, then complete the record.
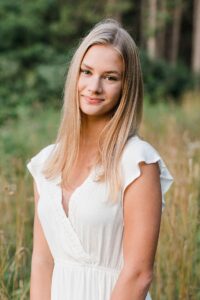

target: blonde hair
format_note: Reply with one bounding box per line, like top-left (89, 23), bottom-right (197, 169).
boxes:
top-left (43, 19), bottom-right (143, 202)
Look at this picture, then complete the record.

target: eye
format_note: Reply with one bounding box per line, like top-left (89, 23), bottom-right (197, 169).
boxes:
top-left (80, 68), bottom-right (91, 75)
top-left (105, 75), bottom-right (118, 81)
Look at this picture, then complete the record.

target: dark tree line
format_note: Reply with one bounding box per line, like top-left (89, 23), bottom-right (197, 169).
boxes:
top-left (0, 0), bottom-right (198, 124)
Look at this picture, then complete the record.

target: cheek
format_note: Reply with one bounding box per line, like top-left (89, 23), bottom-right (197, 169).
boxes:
top-left (77, 77), bottom-right (84, 92)
top-left (110, 84), bottom-right (122, 101)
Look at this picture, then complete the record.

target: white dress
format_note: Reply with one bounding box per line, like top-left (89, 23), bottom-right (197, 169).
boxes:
top-left (27, 135), bottom-right (173, 300)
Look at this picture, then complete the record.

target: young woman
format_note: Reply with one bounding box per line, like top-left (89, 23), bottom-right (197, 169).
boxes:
top-left (27, 19), bottom-right (173, 300)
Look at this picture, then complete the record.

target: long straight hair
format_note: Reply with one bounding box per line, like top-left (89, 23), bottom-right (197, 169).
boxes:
top-left (43, 19), bottom-right (144, 202)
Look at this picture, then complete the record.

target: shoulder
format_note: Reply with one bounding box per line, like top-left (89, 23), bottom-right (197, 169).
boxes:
top-left (29, 144), bottom-right (56, 163)
top-left (26, 144), bottom-right (57, 177)
top-left (121, 135), bottom-right (173, 203)
top-left (122, 135), bottom-right (159, 165)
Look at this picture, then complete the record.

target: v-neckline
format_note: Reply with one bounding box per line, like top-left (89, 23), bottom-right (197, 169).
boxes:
top-left (54, 136), bottom-right (140, 219)
top-left (58, 167), bottom-right (96, 219)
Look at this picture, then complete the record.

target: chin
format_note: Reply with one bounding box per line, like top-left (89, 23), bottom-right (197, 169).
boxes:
top-left (81, 110), bottom-right (102, 117)
top-left (79, 104), bottom-right (101, 116)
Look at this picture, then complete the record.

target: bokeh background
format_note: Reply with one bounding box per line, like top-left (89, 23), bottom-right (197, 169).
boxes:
top-left (0, 0), bottom-right (200, 299)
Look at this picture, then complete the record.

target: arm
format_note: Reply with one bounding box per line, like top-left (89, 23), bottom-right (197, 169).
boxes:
top-left (30, 181), bottom-right (54, 300)
top-left (110, 162), bottom-right (162, 300)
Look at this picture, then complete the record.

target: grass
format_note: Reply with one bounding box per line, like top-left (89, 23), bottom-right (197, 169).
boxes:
top-left (0, 107), bottom-right (59, 300)
top-left (0, 91), bottom-right (200, 299)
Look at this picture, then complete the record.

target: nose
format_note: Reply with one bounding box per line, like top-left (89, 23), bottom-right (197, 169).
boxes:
top-left (87, 76), bottom-right (103, 94)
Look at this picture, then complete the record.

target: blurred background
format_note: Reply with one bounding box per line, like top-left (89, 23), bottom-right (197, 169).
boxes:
top-left (0, 0), bottom-right (199, 299)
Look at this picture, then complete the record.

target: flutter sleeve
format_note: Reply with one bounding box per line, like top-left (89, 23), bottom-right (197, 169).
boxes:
top-left (121, 138), bottom-right (174, 211)
top-left (26, 144), bottom-right (55, 195)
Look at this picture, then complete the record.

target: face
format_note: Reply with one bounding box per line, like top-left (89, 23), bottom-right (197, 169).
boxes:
top-left (78, 44), bottom-right (124, 120)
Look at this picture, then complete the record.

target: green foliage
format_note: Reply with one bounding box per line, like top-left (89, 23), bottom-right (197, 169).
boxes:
top-left (140, 51), bottom-right (194, 103)
top-left (0, 0), bottom-right (107, 125)
top-left (0, 0), bottom-right (196, 125)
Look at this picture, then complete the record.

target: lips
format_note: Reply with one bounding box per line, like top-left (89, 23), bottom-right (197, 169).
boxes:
top-left (83, 96), bottom-right (104, 104)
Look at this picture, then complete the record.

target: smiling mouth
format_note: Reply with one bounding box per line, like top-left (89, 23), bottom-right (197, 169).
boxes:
top-left (83, 96), bottom-right (104, 104)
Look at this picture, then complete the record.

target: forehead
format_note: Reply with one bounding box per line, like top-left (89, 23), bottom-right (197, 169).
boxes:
top-left (82, 44), bottom-right (124, 72)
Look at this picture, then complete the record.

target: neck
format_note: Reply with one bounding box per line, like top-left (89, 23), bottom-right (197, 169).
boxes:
top-left (81, 115), bottom-right (110, 147)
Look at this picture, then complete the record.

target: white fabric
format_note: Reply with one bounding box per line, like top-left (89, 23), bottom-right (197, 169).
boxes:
top-left (27, 135), bottom-right (173, 300)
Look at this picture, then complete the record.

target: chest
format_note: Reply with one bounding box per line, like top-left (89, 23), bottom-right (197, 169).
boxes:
top-left (61, 172), bottom-right (123, 226)
top-left (61, 162), bottom-right (94, 216)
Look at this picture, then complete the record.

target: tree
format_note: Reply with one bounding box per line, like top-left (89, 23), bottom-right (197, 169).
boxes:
top-left (192, 0), bottom-right (200, 75)
top-left (169, 0), bottom-right (184, 65)
top-left (156, 0), bottom-right (168, 59)
top-left (147, 0), bottom-right (157, 59)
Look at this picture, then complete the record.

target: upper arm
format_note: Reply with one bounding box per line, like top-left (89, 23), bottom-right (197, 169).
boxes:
top-left (32, 181), bottom-right (53, 265)
top-left (122, 161), bottom-right (162, 276)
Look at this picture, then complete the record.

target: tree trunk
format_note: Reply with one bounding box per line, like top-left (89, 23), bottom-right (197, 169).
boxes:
top-left (170, 0), bottom-right (183, 65)
top-left (147, 0), bottom-right (157, 59)
top-left (140, 0), bottom-right (148, 48)
top-left (192, 0), bottom-right (200, 74)
top-left (156, 0), bottom-right (167, 59)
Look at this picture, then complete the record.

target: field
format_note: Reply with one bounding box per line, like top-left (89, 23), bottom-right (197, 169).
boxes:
top-left (0, 92), bottom-right (199, 299)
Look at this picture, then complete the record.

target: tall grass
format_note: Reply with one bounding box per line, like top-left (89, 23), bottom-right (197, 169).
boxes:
top-left (0, 107), bottom-right (59, 299)
top-left (0, 92), bottom-right (199, 299)
top-left (143, 92), bottom-right (200, 299)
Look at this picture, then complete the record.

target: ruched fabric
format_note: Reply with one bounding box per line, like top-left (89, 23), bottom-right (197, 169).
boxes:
top-left (27, 135), bottom-right (173, 300)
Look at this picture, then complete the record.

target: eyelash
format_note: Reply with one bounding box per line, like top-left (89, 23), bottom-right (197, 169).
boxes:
top-left (80, 68), bottom-right (118, 81)
top-left (105, 75), bottom-right (118, 81)
top-left (80, 69), bottom-right (91, 75)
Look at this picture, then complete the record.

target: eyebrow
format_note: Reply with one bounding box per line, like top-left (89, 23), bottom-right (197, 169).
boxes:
top-left (81, 63), bottom-right (121, 76)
